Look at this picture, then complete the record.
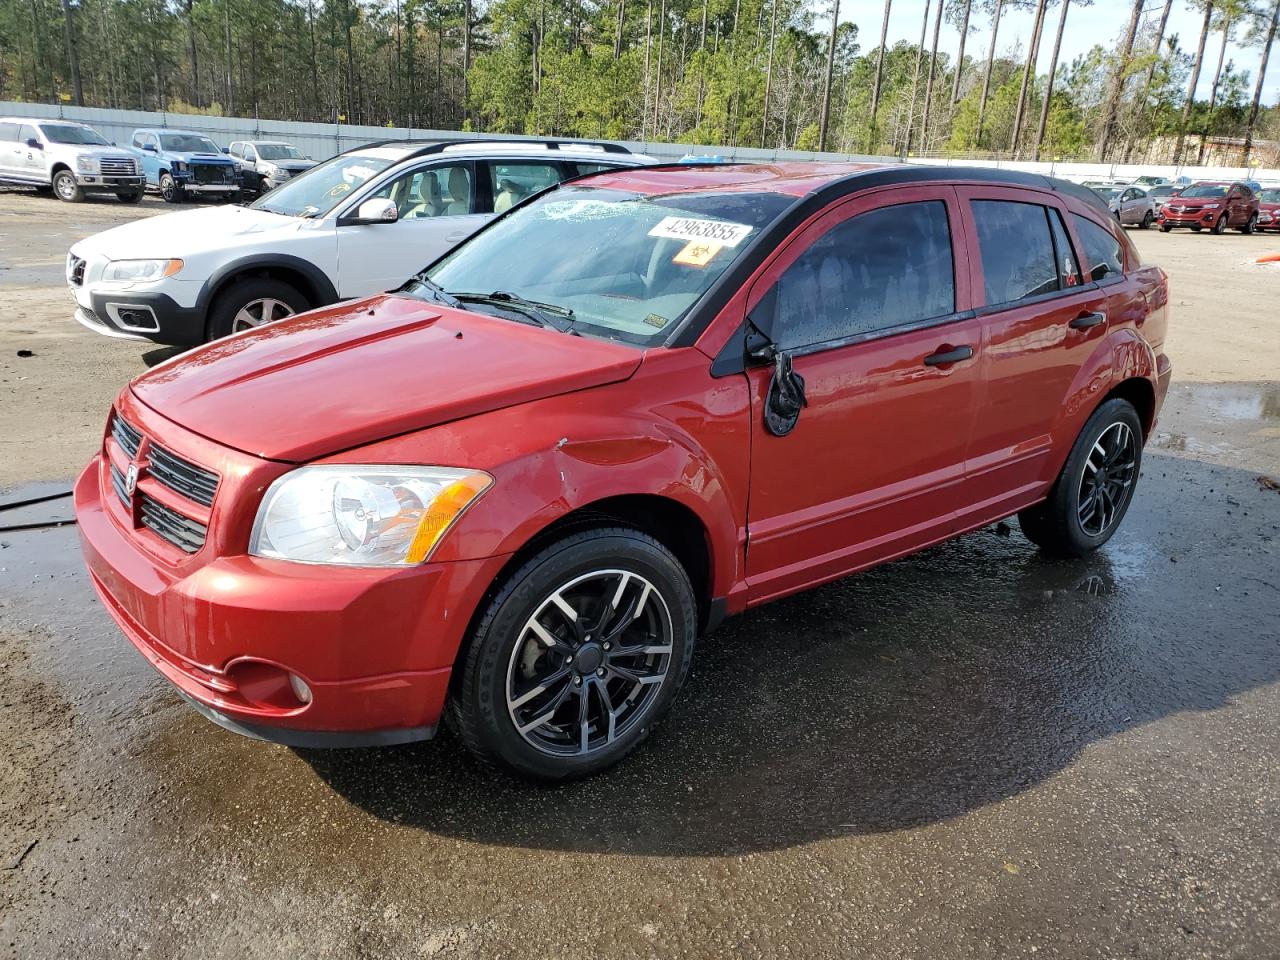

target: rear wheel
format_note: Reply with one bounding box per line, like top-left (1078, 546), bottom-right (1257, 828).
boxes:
top-left (448, 527), bottom-right (697, 782)
top-left (1240, 213), bottom-right (1257, 235)
top-left (159, 172), bottom-right (183, 204)
top-left (206, 277), bottom-right (308, 340)
top-left (52, 170), bottom-right (84, 203)
top-left (1018, 398), bottom-right (1143, 558)
top-left (1211, 213), bottom-right (1228, 235)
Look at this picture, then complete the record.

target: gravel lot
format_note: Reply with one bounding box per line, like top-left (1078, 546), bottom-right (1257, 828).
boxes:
top-left (1, 187), bottom-right (1278, 959)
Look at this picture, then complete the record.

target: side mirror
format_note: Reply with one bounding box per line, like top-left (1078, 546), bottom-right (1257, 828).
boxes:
top-left (221, 146), bottom-right (230, 154)
top-left (26, 138), bottom-right (41, 149)
top-left (142, 143), bottom-right (156, 152)
top-left (352, 198), bottom-right (399, 224)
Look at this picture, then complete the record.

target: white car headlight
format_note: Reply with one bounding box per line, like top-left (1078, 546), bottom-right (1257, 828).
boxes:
top-left (76, 156), bottom-right (99, 172)
top-left (249, 465), bottom-right (493, 566)
top-left (101, 259), bottom-right (184, 282)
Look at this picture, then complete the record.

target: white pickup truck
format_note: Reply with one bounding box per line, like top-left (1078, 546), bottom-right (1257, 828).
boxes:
top-left (0, 117), bottom-right (145, 202)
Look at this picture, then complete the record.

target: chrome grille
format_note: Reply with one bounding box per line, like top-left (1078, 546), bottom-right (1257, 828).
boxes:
top-left (192, 164), bottom-right (235, 185)
top-left (148, 444), bottom-right (219, 507)
top-left (99, 156), bottom-right (136, 176)
top-left (109, 462), bottom-right (131, 507)
top-left (139, 494), bottom-right (207, 554)
top-left (111, 414), bottom-right (142, 459)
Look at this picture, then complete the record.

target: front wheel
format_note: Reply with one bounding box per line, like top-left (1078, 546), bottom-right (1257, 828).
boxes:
top-left (448, 527), bottom-right (697, 782)
top-left (52, 170), bottom-right (84, 203)
top-left (1018, 398), bottom-right (1143, 558)
top-left (205, 277), bottom-right (308, 340)
top-left (1240, 213), bottom-right (1257, 235)
top-left (1211, 213), bottom-right (1228, 235)
top-left (159, 172), bottom-right (183, 203)
top-left (1159, 223), bottom-right (1172, 232)
top-left (1139, 210), bottom-right (1153, 230)
top-left (116, 189), bottom-right (144, 204)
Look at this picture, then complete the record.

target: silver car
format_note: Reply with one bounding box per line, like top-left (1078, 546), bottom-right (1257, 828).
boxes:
top-left (1105, 185), bottom-right (1157, 229)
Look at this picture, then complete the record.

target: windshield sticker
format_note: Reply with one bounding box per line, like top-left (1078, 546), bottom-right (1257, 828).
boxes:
top-left (673, 239), bottom-right (723, 267)
top-left (648, 216), bottom-right (753, 247)
top-left (644, 313), bottom-right (670, 328)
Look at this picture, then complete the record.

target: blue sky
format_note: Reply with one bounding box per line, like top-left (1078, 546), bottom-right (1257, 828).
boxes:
top-left (845, 0), bottom-right (1280, 104)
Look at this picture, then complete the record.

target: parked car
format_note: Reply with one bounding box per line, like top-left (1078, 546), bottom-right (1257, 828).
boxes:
top-left (75, 163), bottom-right (1171, 780)
top-left (1255, 186), bottom-right (1280, 231)
top-left (1103, 185), bottom-right (1156, 228)
top-left (1144, 183), bottom-right (1181, 214)
top-left (67, 139), bottom-right (653, 345)
top-left (1158, 181), bottom-right (1259, 234)
top-left (129, 128), bottom-right (241, 203)
top-left (226, 140), bottom-right (316, 195)
top-left (0, 117), bottom-right (144, 202)
top-left (1131, 175), bottom-right (1171, 187)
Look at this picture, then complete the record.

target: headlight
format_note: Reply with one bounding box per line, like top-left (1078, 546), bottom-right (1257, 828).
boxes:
top-left (171, 160), bottom-right (187, 172)
top-left (101, 259), bottom-right (184, 282)
top-left (262, 163), bottom-right (278, 176)
top-left (249, 466), bottom-right (493, 566)
top-left (75, 156), bottom-right (99, 173)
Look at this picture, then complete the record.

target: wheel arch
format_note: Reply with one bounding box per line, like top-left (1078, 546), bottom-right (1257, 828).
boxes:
top-left (49, 161), bottom-right (72, 179)
top-left (199, 255), bottom-right (340, 320)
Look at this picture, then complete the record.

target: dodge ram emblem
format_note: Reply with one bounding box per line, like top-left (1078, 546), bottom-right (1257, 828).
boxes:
top-left (124, 464), bottom-right (139, 497)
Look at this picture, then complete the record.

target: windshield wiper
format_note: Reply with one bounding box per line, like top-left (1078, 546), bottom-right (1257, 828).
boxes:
top-left (452, 290), bottom-right (577, 334)
top-left (399, 276), bottom-right (464, 310)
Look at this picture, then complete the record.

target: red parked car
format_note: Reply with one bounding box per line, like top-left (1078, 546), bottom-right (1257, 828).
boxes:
top-left (1256, 187), bottom-right (1280, 231)
top-left (1158, 180), bottom-right (1260, 234)
top-left (76, 163), bottom-right (1172, 780)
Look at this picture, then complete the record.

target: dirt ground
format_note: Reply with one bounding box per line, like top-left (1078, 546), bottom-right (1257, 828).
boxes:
top-left (0, 187), bottom-right (1278, 959)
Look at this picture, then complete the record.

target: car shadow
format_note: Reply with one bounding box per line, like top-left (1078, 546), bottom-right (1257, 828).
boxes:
top-left (142, 345), bottom-right (188, 367)
top-left (299, 455), bottom-right (1280, 856)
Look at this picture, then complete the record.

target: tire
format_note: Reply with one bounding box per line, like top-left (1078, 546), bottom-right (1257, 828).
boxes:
top-left (159, 172), bottom-right (183, 204)
top-left (116, 189), bottom-right (144, 204)
top-left (1139, 210), bottom-right (1153, 230)
top-left (1240, 213), bottom-right (1257, 235)
top-left (448, 526), bottom-right (698, 782)
top-left (205, 277), bottom-right (308, 340)
top-left (1190, 225), bottom-right (1202, 232)
top-left (1211, 213), bottom-right (1228, 235)
top-left (1018, 398), bottom-right (1143, 558)
top-left (1159, 223), bottom-right (1172, 232)
top-left (52, 170), bottom-right (84, 203)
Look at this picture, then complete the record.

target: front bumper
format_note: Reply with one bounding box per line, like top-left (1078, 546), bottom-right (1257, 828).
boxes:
top-left (70, 284), bottom-right (207, 346)
top-left (76, 173), bottom-right (145, 190)
top-left (73, 402), bottom-right (511, 746)
top-left (1159, 209), bottom-right (1219, 227)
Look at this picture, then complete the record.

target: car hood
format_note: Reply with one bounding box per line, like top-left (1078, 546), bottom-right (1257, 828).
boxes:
top-left (71, 205), bottom-right (319, 260)
top-left (129, 294), bottom-right (645, 462)
top-left (269, 160), bottom-right (316, 173)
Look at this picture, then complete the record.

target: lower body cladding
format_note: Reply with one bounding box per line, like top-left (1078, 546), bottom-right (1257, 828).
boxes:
top-left (70, 283), bottom-right (206, 345)
top-left (74, 458), bottom-right (512, 747)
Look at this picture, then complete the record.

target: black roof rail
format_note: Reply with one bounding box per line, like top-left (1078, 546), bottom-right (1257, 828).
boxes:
top-left (341, 136), bottom-right (634, 158)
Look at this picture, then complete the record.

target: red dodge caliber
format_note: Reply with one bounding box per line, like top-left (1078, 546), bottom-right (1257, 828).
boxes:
top-left (77, 163), bottom-right (1172, 780)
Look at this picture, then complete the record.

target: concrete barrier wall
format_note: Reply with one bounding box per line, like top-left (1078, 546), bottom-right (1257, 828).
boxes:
top-left (5, 101), bottom-right (1278, 184)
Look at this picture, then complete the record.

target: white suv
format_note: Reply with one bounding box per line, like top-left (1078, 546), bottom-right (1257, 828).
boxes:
top-left (1, 117), bottom-right (144, 202)
top-left (67, 139), bottom-right (653, 345)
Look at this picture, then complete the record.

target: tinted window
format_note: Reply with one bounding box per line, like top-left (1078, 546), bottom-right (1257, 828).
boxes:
top-left (369, 163), bottom-right (473, 219)
top-left (1047, 209), bottom-right (1082, 289)
top-left (572, 161), bottom-right (618, 177)
top-left (0, 122), bottom-right (18, 142)
top-left (1071, 215), bottom-right (1124, 282)
top-left (772, 200), bottom-right (955, 350)
top-left (972, 200), bottom-right (1058, 305)
top-left (488, 162), bottom-right (562, 213)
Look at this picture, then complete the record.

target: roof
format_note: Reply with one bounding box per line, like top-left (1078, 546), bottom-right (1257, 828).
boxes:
top-left (577, 161), bottom-right (1112, 215)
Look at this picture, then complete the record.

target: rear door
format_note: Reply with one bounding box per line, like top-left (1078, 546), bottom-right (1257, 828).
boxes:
top-left (743, 186), bottom-right (983, 603)
top-left (334, 160), bottom-right (482, 297)
top-left (954, 187), bottom-right (1110, 527)
top-left (0, 122), bottom-right (20, 178)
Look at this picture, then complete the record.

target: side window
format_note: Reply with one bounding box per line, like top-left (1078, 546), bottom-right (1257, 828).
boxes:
top-left (18, 125), bottom-right (39, 145)
top-left (132, 132), bottom-right (146, 148)
top-left (772, 200), bottom-right (955, 350)
top-left (1047, 209), bottom-right (1082, 289)
top-left (145, 134), bottom-right (159, 151)
top-left (243, 145), bottom-right (257, 162)
top-left (228, 142), bottom-right (242, 158)
top-left (1071, 214), bottom-right (1124, 282)
top-left (0, 122), bottom-right (18, 142)
top-left (488, 161), bottom-right (562, 213)
top-left (571, 161), bottom-right (617, 177)
top-left (971, 200), bottom-right (1058, 305)
top-left (369, 163), bottom-right (473, 220)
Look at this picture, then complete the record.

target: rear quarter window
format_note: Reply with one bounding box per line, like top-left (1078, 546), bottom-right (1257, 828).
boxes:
top-left (1071, 214), bottom-right (1125, 282)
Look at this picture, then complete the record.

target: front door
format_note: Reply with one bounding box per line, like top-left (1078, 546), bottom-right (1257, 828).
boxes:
top-left (742, 187), bottom-right (982, 604)
top-left (335, 160), bottom-right (489, 298)
top-left (18, 125), bottom-right (43, 177)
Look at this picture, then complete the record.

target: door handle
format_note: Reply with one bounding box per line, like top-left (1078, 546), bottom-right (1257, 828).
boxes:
top-left (923, 345), bottom-right (973, 367)
top-left (1070, 311), bottom-right (1106, 330)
